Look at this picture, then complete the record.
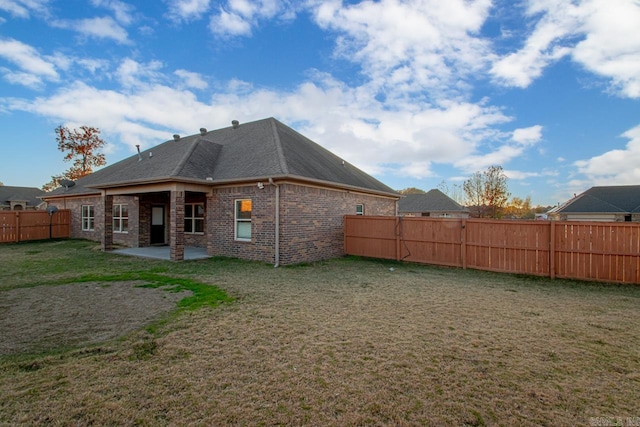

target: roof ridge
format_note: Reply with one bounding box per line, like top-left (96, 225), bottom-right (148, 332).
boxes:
top-left (588, 193), bottom-right (627, 212)
top-left (170, 137), bottom-right (202, 178)
top-left (270, 118), bottom-right (289, 175)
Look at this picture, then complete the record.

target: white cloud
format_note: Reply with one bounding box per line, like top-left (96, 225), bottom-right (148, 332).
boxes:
top-left (0, 38), bottom-right (58, 85)
top-left (4, 69), bottom-right (523, 180)
top-left (91, 0), bottom-right (135, 25)
top-left (512, 125), bottom-right (542, 145)
top-left (115, 58), bottom-right (164, 88)
top-left (209, 0), bottom-right (298, 37)
top-left (490, 0), bottom-right (640, 98)
top-left (311, 0), bottom-right (493, 97)
top-left (210, 8), bottom-right (252, 36)
top-left (166, 0), bottom-right (210, 22)
top-left (0, 0), bottom-right (50, 19)
top-left (1, 69), bottom-right (43, 88)
top-left (52, 16), bottom-right (129, 44)
top-left (75, 16), bottom-right (129, 43)
top-left (573, 124), bottom-right (640, 184)
top-left (571, 0), bottom-right (640, 98)
top-left (174, 69), bottom-right (208, 89)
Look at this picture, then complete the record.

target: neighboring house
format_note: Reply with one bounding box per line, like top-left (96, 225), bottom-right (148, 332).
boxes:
top-left (0, 186), bottom-right (46, 211)
top-left (398, 189), bottom-right (469, 218)
top-left (42, 117), bottom-right (398, 264)
top-left (548, 185), bottom-right (640, 222)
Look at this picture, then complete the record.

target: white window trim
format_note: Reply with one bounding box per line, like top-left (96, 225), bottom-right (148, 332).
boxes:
top-left (113, 204), bottom-right (128, 234)
top-left (356, 204), bottom-right (365, 215)
top-left (82, 205), bottom-right (94, 231)
top-left (235, 199), bottom-right (252, 242)
top-left (185, 203), bottom-right (205, 234)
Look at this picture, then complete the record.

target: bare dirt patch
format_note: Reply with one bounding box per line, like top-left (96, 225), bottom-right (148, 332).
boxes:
top-left (0, 281), bottom-right (189, 355)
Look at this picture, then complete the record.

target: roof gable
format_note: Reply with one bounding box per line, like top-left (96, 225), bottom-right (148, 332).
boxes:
top-left (0, 186), bottom-right (45, 207)
top-left (398, 189), bottom-right (468, 213)
top-left (558, 185), bottom-right (640, 214)
top-left (45, 118), bottom-right (397, 197)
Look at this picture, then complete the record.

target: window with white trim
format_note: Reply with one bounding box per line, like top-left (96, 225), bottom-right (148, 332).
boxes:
top-left (356, 204), bottom-right (364, 215)
top-left (82, 205), bottom-right (94, 231)
top-left (185, 203), bottom-right (205, 233)
top-left (113, 204), bottom-right (128, 233)
top-left (235, 199), bottom-right (252, 241)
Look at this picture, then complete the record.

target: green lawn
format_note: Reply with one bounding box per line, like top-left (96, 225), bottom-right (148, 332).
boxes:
top-left (1, 239), bottom-right (639, 426)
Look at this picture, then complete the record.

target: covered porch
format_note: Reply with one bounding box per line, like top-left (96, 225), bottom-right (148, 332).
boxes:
top-left (99, 182), bottom-right (213, 261)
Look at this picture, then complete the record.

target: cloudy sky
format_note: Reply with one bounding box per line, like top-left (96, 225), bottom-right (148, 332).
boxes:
top-left (1, 0), bottom-right (639, 206)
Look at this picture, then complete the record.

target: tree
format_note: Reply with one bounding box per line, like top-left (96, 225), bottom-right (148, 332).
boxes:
top-left (504, 196), bottom-right (533, 219)
top-left (463, 171), bottom-right (487, 217)
top-left (463, 165), bottom-right (510, 218)
top-left (397, 187), bottom-right (426, 195)
top-left (484, 165), bottom-right (510, 218)
top-left (43, 125), bottom-right (106, 191)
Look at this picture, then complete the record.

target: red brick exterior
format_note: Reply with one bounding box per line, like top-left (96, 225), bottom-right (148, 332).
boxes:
top-left (206, 182), bottom-right (396, 265)
top-left (49, 195), bottom-right (140, 248)
top-left (48, 182), bottom-right (397, 265)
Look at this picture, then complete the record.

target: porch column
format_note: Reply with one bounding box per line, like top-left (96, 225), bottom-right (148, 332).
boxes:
top-left (206, 193), bottom-right (217, 257)
top-left (102, 195), bottom-right (113, 251)
top-left (170, 190), bottom-right (185, 261)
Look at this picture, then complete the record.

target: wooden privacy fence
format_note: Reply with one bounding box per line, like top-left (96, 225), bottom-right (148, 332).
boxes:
top-left (0, 210), bottom-right (70, 243)
top-left (344, 216), bottom-right (640, 284)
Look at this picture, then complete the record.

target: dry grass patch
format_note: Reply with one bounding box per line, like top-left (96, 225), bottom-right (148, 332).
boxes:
top-left (1, 241), bottom-right (639, 425)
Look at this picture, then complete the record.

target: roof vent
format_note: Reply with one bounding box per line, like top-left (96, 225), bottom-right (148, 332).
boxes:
top-left (232, 120), bottom-right (239, 129)
top-left (173, 134), bottom-right (180, 141)
top-left (136, 145), bottom-right (142, 161)
top-left (200, 128), bottom-right (207, 136)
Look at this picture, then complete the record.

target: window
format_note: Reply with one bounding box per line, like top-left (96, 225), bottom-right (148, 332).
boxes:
top-left (185, 203), bottom-right (205, 233)
top-left (356, 204), bottom-right (364, 215)
top-left (82, 205), bottom-right (94, 231)
top-left (113, 204), bottom-right (128, 233)
top-left (235, 199), bottom-right (252, 241)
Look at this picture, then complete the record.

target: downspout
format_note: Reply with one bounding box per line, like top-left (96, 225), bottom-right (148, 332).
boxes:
top-left (269, 178), bottom-right (280, 267)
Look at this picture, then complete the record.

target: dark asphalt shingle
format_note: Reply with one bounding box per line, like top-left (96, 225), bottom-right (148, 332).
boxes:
top-left (45, 118), bottom-right (397, 197)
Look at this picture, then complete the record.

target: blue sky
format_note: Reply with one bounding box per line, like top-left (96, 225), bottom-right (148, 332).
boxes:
top-left (1, 0), bottom-right (639, 206)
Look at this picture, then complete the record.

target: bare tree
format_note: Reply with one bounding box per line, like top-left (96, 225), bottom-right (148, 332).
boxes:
top-left (463, 166), bottom-right (510, 218)
top-left (463, 171), bottom-right (487, 217)
top-left (397, 187), bottom-right (426, 194)
top-left (484, 165), bottom-right (510, 218)
top-left (43, 126), bottom-right (106, 191)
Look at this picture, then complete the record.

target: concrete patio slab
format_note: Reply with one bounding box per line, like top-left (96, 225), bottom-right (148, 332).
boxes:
top-left (112, 246), bottom-right (209, 261)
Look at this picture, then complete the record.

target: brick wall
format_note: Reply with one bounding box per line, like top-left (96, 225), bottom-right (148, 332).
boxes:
top-left (49, 195), bottom-right (139, 247)
top-left (50, 183), bottom-right (397, 265)
top-left (278, 184), bottom-right (396, 265)
top-left (207, 185), bottom-right (276, 263)
top-left (207, 182), bottom-right (396, 265)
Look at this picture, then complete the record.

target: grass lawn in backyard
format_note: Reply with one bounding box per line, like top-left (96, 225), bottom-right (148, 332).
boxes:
top-left (1, 239), bottom-right (639, 426)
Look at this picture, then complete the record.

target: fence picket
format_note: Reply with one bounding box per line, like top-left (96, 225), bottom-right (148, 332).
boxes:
top-left (345, 215), bottom-right (640, 284)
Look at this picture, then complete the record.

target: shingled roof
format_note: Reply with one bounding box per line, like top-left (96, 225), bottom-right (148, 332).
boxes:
top-left (557, 185), bottom-right (640, 214)
top-left (398, 189), bottom-right (468, 214)
top-left (45, 118), bottom-right (397, 197)
top-left (0, 186), bottom-right (45, 208)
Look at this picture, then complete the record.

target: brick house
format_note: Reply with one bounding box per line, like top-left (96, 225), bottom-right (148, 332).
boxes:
top-left (43, 118), bottom-right (398, 264)
top-left (398, 189), bottom-right (469, 218)
top-left (0, 186), bottom-right (46, 211)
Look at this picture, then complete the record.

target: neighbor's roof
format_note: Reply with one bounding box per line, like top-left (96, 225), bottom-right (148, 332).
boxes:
top-left (398, 189), bottom-right (469, 213)
top-left (44, 118), bottom-right (397, 198)
top-left (0, 186), bottom-right (45, 207)
top-left (557, 185), bottom-right (640, 214)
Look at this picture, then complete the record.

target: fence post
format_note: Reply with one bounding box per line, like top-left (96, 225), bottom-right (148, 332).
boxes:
top-left (549, 220), bottom-right (555, 279)
top-left (461, 219), bottom-right (467, 269)
top-left (395, 216), bottom-right (401, 261)
top-left (15, 212), bottom-right (20, 243)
